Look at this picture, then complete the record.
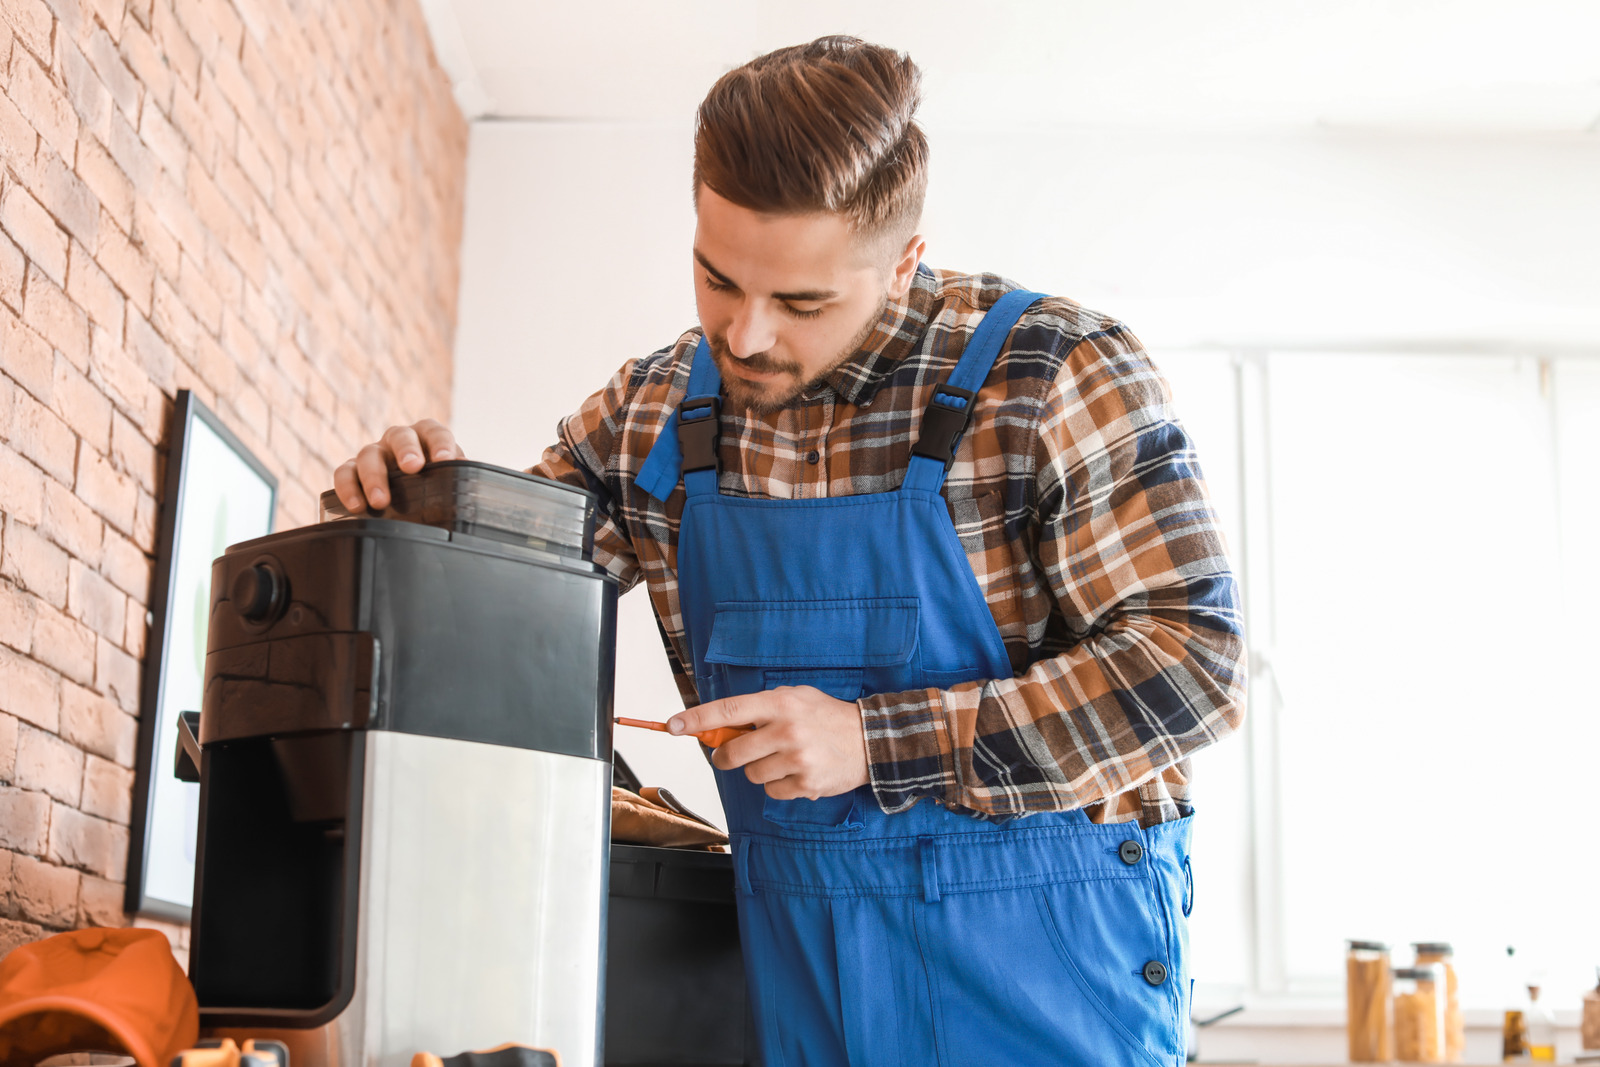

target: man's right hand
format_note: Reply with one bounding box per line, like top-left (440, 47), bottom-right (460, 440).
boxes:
top-left (332, 418), bottom-right (464, 512)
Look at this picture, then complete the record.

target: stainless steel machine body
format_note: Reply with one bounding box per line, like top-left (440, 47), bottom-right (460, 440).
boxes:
top-left (188, 465), bottom-right (617, 1067)
top-left (347, 732), bottom-right (609, 1066)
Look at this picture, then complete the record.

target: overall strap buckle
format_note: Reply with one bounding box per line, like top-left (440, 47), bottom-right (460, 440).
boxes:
top-left (679, 394), bottom-right (722, 474)
top-left (910, 384), bottom-right (977, 470)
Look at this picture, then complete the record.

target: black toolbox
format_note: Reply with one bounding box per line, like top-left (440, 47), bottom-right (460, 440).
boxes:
top-left (605, 806), bottom-right (759, 1065)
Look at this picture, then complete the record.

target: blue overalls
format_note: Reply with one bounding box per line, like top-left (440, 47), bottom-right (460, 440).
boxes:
top-left (637, 290), bottom-right (1194, 1066)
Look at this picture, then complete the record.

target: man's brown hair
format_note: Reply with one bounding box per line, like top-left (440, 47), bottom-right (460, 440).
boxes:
top-left (694, 36), bottom-right (928, 246)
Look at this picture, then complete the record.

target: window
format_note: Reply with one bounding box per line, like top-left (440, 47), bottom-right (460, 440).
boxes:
top-left (1163, 349), bottom-right (1600, 1010)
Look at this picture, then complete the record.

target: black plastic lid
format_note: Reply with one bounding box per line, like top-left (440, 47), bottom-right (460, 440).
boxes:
top-left (1412, 942), bottom-right (1454, 956)
top-left (319, 460), bottom-right (597, 558)
top-left (1393, 966), bottom-right (1442, 980)
top-left (1347, 940), bottom-right (1389, 952)
top-left (609, 844), bottom-right (734, 904)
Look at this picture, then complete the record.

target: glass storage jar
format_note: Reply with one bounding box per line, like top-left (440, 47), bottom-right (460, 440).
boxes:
top-left (1412, 942), bottom-right (1464, 1062)
top-left (1347, 940), bottom-right (1394, 1062)
top-left (1394, 964), bottom-right (1448, 1063)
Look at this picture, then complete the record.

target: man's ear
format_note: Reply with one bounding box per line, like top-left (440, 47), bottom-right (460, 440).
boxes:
top-left (887, 231), bottom-right (926, 299)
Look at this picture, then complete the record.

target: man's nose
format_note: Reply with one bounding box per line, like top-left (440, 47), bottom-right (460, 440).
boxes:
top-left (725, 301), bottom-right (778, 359)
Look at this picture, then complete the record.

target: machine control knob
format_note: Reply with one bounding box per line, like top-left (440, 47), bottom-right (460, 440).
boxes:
top-left (231, 563), bottom-right (284, 622)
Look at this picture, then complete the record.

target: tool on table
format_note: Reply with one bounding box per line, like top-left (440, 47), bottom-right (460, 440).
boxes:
top-left (188, 462), bottom-right (617, 1067)
top-left (615, 716), bottom-right (753, 749)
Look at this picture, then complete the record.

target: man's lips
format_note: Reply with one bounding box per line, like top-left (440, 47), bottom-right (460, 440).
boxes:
top-left (723, 360), bottom-right (791, 383)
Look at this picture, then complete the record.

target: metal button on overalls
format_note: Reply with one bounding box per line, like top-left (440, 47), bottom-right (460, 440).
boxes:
top-left (639, 289), bottom-right (1194, 1066)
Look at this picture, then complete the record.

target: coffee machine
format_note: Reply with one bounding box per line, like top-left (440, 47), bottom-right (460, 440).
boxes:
top-left (187, 462), bottom-right (618, 1067)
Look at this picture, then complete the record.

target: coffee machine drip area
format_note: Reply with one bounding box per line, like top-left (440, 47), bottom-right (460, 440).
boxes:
top-left (189, 463), bottom-right (618, 1067)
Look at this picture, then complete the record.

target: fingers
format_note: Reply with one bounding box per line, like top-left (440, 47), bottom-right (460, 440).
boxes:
top-left (332, 460), bottom-right (366, 513)
top-left (670, 692), bottom-right (765, 737)
top-left (354, 441), bottom-right (395, 509)
top-left (723, 688), bottom-right (870, 799)
top-left (735, 748), bottom-right (828, 801)
top-left (759, 774), bottom-right (818, 802)
top-left (333, 419), bottom-right (459, 512)
top-left (413, 418), bottom-right (463, 462)
top-left (709, 724), bottom-right (782, 772)
top-left (738, 751), bottom-right (803, 788)
top-left (381, 424), bottom-right (427, 474)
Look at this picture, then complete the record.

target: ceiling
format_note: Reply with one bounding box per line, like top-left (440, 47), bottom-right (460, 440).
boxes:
top-left (418, 0), bottom-right (1600, 133)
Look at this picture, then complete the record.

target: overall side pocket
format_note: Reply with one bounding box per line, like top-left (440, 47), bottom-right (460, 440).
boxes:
top-left (1036, 881), bottom-right (1177, 1067)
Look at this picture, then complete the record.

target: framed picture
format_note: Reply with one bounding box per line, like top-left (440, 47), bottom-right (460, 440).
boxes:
top-left (126, 390), bottom-right (277, 919)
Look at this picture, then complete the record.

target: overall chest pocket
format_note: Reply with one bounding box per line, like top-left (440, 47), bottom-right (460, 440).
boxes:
top-left (703, 598), bottom-right (919, 832)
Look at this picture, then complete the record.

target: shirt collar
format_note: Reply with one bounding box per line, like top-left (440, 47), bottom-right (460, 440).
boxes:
top-left (818, 263), bottom-right (937, 406)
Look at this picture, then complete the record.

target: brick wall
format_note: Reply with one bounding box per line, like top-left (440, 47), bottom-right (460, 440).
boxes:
top-left (0, 0), bottom-right (467, 959)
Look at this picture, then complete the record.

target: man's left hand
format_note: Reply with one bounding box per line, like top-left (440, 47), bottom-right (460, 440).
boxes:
top-left (668, 686), bottom-right (869, 800)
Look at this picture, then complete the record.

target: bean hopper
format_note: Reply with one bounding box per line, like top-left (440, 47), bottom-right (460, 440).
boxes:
top-left (185, 461), bottom-right (618, 1067)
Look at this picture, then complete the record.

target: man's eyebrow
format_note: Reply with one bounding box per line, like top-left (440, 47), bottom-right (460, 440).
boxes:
top-left (694, 249), bottom-right (838, 304)
top-left (694, 250), bottom-right (736, 288)
top-left (771, 285), bottom-right (838, 303)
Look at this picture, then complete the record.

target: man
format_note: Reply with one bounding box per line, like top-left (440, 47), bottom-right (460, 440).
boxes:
top-left (336, 36), bottom-right (1244, 1066)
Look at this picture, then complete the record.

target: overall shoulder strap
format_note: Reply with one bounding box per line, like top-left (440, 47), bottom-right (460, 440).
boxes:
top-left (636, 336), bottom-right (723, 503)
top-left (902, 289), bottom-right (1046, 493)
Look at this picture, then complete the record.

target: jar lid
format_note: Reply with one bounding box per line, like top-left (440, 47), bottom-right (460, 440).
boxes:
top-left (1412, 941), bottom-right (1454, 956)
top-left (1347, 939), bottom-right (1389, 951)
top-left (1393, 967), bottom-right (1440, 980)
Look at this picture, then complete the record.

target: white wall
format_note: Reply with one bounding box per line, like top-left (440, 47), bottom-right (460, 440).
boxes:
top-left (922, 128), bottom-right (1600, 349)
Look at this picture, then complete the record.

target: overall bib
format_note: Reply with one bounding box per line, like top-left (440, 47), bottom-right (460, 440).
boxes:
top-left (639, 291), bottom-right (1194, 1066)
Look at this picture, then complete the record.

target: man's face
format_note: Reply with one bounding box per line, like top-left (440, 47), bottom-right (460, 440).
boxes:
top-left (693, 187), bottom-right (909, 413)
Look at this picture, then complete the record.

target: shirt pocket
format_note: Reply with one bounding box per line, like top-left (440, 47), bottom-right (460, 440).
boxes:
top-left (703, 598), bottom-right (919, 833)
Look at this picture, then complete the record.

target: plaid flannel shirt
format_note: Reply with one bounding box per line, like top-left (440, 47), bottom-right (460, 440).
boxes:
top-left (530, 265), bottom-right (1246, 826)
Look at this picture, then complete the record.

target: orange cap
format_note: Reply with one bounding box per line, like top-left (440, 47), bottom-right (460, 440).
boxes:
top-left (0, 927), bottom-right (200, 1067)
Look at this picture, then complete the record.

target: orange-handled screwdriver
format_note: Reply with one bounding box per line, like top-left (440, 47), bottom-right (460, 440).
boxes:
top-left (615, 716), bottom-right (753, 749)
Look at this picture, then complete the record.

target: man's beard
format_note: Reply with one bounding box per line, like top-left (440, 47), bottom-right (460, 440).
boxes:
top-left (707, 295), bottom-right (888, 415)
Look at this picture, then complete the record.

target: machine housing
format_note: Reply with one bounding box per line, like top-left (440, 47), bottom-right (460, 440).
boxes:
top-left (190, 465), bottom-right (616, 1067)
